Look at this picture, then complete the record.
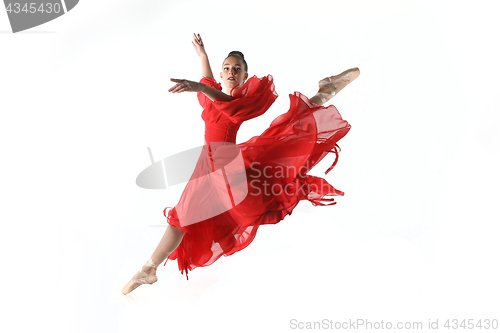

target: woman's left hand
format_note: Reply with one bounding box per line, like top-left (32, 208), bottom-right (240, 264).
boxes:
top-left (168, 79), bottom-right (205, 93)
top-left (192, 33), bottom-right (207, 58)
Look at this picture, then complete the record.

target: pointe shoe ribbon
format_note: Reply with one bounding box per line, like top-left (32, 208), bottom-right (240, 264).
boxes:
top-left (122, 258), bottom-right (159, 295)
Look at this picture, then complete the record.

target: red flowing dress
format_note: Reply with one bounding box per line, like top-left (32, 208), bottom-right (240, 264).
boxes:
top-left (163, 75), bottom-right (351, 279)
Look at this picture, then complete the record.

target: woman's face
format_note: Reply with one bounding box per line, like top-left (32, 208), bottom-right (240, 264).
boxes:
top-left (220, 56), bottom-right (248, 95)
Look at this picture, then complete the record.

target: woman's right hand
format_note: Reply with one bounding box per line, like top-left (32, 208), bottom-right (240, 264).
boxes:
top-left (192, 33), bottom-right (207, 57)
top-left (168, 78), bottom-right (205, 94)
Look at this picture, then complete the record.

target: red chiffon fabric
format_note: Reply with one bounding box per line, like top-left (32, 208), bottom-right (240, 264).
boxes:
top-left (163, 75), bottom-right (351, 279)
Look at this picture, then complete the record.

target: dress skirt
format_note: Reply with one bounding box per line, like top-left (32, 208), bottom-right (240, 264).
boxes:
top-left (163, 75), bottom-right (351, 279)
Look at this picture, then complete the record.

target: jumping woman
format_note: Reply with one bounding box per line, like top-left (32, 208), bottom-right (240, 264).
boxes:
top-left (123, 33), bottom-right (359, 295)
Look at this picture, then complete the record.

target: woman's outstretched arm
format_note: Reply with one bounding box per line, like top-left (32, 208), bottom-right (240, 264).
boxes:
top-left (192, 33), bottom-right (214, 79)
top-left (169, 78), bottom-right (234, 102)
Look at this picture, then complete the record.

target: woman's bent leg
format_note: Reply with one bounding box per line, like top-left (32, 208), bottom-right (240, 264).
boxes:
top-left (309, 67), bottom-right (360, 106)
top-left (309, 94), bottom-right (325, 106)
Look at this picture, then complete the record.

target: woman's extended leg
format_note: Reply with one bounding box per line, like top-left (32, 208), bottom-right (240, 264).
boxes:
top-left (122, 225), bottom-right (185, 295)
top-left (150, 225), bottom-right (185, 268)
top-left (309, 67), bottom-right (360, 106)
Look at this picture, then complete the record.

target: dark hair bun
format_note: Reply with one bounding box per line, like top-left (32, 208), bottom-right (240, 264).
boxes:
top-left (225, 51), bottom-right (248, 72)
top-left (228, 51), bottom-right (245, 59)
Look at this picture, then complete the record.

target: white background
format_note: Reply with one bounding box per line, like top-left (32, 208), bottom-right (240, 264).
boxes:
top-left (1, 0), bottom-right (499, 332)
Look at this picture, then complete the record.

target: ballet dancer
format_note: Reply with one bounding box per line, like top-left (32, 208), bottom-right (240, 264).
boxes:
top-left (123, 33), bottom-right (359, 295)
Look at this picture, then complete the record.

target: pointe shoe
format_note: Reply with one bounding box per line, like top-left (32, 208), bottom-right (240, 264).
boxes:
top-left (122, 258), bottom-right (158, 295)
top-left (317, 67), bottom-right (360, 104)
